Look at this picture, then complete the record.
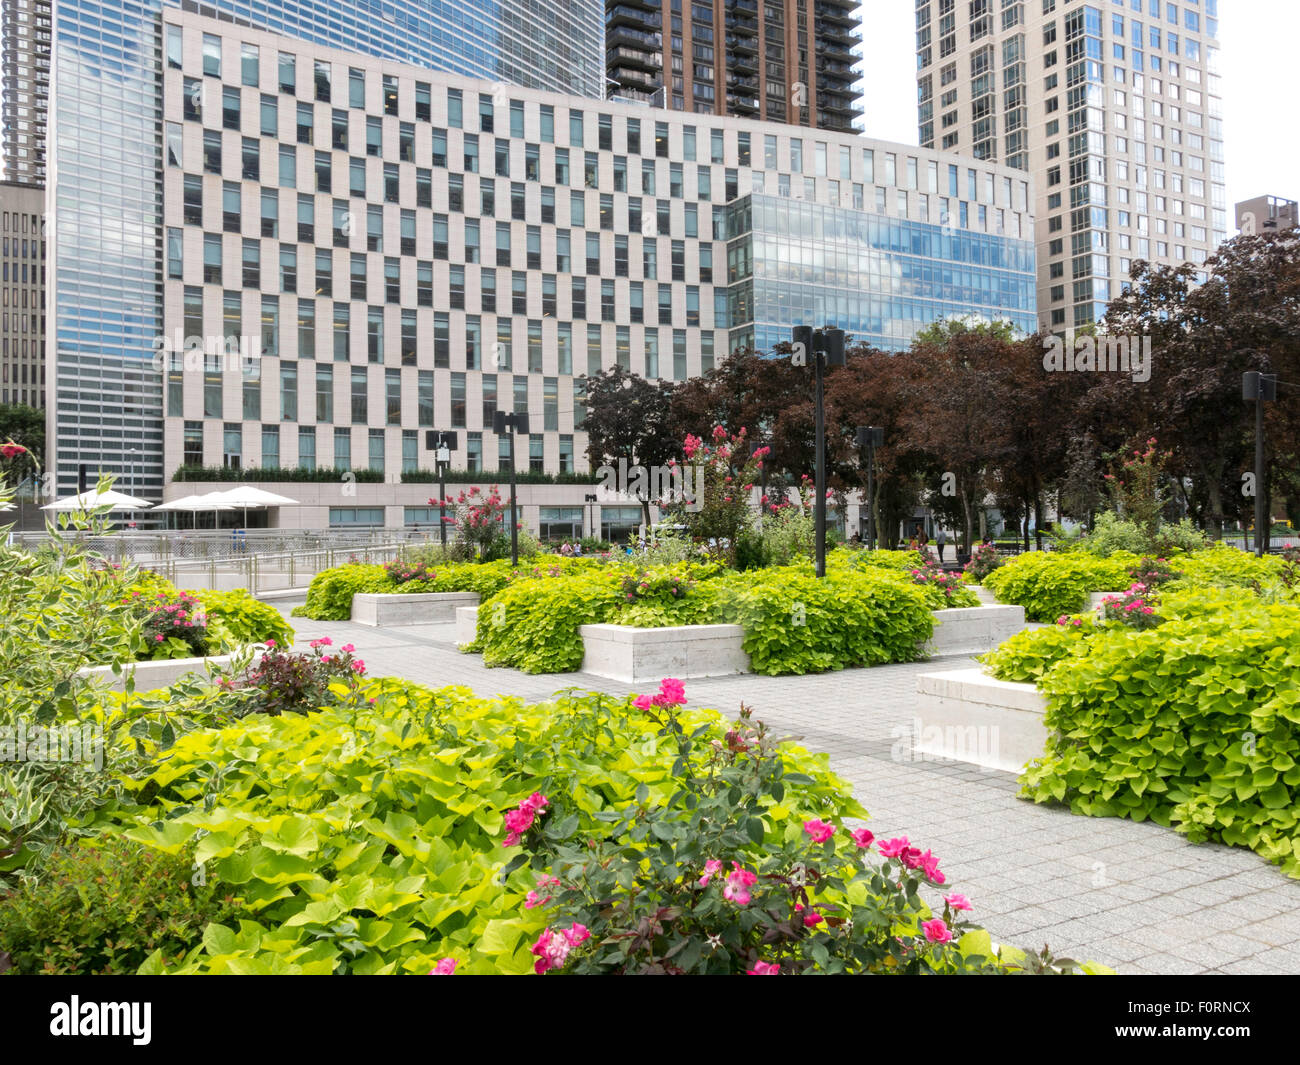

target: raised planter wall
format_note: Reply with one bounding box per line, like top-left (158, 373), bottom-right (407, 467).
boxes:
top-left (455, 605), bottom-right (479, 645)
top-left (923, 605), bottom-right (1027, 657)
top-left (350, 591), bottom-right (480, 626)
top-left (913, 667), bottom-right (1048, 773)
top-left (580, 623), bottom-right (749, 684)
top-left (78, 646), bottom-right (267, 694)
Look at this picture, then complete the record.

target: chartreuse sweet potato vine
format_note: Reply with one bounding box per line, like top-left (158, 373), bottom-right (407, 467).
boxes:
top-left (983, 591), bottom-right (1300, 877)
top-left (99, 679), bottom-right (1105, 974)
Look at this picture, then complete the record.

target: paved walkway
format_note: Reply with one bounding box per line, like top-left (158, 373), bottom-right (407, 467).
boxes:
top-left (279, 609), bottom-right (1300, 976)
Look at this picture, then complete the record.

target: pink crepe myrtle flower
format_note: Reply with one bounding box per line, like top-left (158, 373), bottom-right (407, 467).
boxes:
top-left (723, 862), bottom-right (758, 906)
top-left (747, 960), bottom-right (780, 975)
top-left (921, 918), bottom-right (952, 944)
top-left (803, 819), bottom-right (835, 843)
top-left (943, 893), bottom-right (972, 912)
top-left (850, 828), bottom-right (875, 850)
top-left (429, 958), bottom-right (457, 974)
top-left (698, 859), bottom-right (723, 887)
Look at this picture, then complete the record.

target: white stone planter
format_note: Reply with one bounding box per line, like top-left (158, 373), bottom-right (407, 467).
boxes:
top-left (923, 605), bottom-right (1027, 657)
top-left (350, 591), bottom-right (480, 626)
top-left (78, 645), bottom-right (267, 694)
top-left (455, 605), bottom-right (479, 645)
top-left (580, 623), bottom-right (749, 684)
top-left (912, 668), bottom-right (1048, 773)
top-left (972, 585), bottom-right (1000, 606)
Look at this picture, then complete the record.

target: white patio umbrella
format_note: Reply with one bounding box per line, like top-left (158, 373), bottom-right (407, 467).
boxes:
top-left (42, 489), bottom-right (154, 512)
top-left (153, 493), bottom-right (235, 530)
top-left (203, 485), bottom-right (300, 527)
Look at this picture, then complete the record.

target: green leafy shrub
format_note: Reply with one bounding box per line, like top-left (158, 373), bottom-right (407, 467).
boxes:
top-left (1152, 518), bottom-right (1210, 555)
top-left (100, 680), bottom-right (1093, 974)
top-left (1127, 556), bottom-right (1181, 588)
top-left (983, 552), bottom-right (1136, 621)
top-left (1020, 604), bottom-right (1300, 877)
top-left (1168, 543), bottom-right (1285, 591)
top-left (295, 563), bottom-right (392, 620)
top-left (710, 567), bottom-right (933, 675)
top-left (196, 588), bottom-right (294, 651)
top-left (0, 837), bottom-right (238, 974)
top-left (980, 621), bottom-right (1099, 684)
top-left (477, 572), bottom-right (624, 673)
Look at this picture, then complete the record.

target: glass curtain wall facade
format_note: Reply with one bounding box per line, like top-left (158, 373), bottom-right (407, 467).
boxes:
top-left (727, 194), bottom-right (1035, 352)
top-left (48, 0), bottom-right (604, 497)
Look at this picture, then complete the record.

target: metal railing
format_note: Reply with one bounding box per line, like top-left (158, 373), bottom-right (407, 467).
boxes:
top-left (145, 541), bottom-right (413, 595)
top-left (11, 527), bottom-right (433, 563)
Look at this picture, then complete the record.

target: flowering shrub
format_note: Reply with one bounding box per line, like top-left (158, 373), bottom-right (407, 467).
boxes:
top-left (427, 485), bottom-right (528, 561)
top-left (513, 681), bottom-right (1086, 975)
top-left (1127, 556), bottom-right (1180, 589)
top-left (227, 637), bottom-right (367, 716)
top-left (384, 558), bottom-right (435, 585)
top-left (618, 569), bottom-right (692, 606)
top-left (964, 542), bottom-right (1002, 582)
top-left (669, 426), bottom-right (761, 565)
top-left (1100, 582), bottom-right (1163, 630)
top-left (133, 590), bottom-right (210, 659)
top-left (908, 562), bottom-right (978, 609)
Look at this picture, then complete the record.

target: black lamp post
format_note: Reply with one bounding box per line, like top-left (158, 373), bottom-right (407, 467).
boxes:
top-left (493, 410), bottom-right (529, 564)
top-left (584, 492), bottom-right (598, 540)
top-left (856, 426), bottom-right (884, 550)
top-left (425, 430), bottom-right (458, 546)
top-left (793, 325), bottom-right (846, 578)
top-left (1243, 371), bottom-right (1278, 557)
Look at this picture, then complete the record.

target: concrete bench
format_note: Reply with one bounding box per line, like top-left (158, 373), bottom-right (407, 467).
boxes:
top-left (923, 604), bottom-right (1027, 657)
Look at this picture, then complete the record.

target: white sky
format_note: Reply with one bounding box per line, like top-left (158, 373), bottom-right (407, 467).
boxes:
top-left (856, 0), bottom-right (1300, 215)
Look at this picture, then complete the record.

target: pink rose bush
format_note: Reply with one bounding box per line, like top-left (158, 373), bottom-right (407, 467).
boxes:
top-left (504, 681), bottom-right (1022, 975)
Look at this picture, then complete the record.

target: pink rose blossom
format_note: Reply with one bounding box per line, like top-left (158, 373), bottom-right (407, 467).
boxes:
top-left (723, 862), bottom-right (758, 906)
top-left (803, 819), bottom-right (835, 843)
top-left (803, 911), bottom-right (825, 928)
top-left (850, 828), bottom-right (875, 849)
top-left (429, 958), bottom-right (457, 974)
top-left (943, 893), bottom-right (972, 912)
top-left (698, 859), bottom-right (723, 886)
top-left (917, 849), bottom-right (945, 884)
top-left (921, 918), bottom-right (952, 944)
top-left (747, 960), bottom-right (780, 975)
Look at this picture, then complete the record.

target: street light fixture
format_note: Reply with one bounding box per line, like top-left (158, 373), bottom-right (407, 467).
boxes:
top-left (425, 430), bottom-right (458, 546)
top-left (1243, 371), bottom-right (1278, 557)
top-left (493, 410), bottom-right (529, 565)
top-left (792, 325), bottom-right (845, 578)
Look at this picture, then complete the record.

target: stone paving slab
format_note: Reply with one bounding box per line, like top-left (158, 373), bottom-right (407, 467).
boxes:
top-left (279, 609), bottom-right (1300, 976)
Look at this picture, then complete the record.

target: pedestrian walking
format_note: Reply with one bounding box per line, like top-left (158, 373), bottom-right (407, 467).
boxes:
top-left (936, 527), bottom-right (947, 563)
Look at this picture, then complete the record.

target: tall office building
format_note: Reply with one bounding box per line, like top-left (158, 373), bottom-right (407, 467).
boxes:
top-left (145, 8), bottom-right (1033, 531)
top-left (48, 0), bottom-right (606, 500)
top-left (915, 0), bottom-right (1227, 330)
top-left (606, 0), bottom-right (863, 133)
top-left (1, 0), bottom-right (50, 185)
top-left (0, 180), bottom-right (45, 406)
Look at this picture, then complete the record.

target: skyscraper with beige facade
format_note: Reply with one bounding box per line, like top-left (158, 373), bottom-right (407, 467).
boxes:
top-left (915, 0), bottom-right (1226, 330)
